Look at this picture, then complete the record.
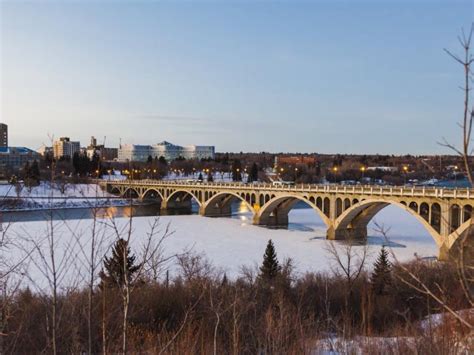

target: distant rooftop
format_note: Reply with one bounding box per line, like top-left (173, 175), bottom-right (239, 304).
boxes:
top-left (0, 146), bottom-right (38, 154)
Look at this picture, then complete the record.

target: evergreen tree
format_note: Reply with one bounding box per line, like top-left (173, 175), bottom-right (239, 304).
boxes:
top-left (370, 246), bottom-right (392, 295)
top-left (147, 155), bottom-right (153, 164)
top-left (158, 156), bottom-right (167, 166)
top-left (207, 171), bottom-right (214, 182)
top-left (99, 239), bottom-right (141, 288)
top-left (258, 239), bottom-right (281, 283)
top-left (198, 172), bottom-right (204, 181)
top-left (30, 160), bottom-right (40, 183)
top-left (91, 153), bottom-right (100, 173)
top-left (249, 163), bottom-right (258, 182)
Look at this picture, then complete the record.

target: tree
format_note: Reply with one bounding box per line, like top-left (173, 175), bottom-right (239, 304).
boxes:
top-left (207, 171), bottom-right (214, 182)
top-left (258, 239), bottom-right (281, 283)
top-left (370, 246), bottom-right (392, 295)
top-left (158, 156), bottom-right (167, 166)
top-left (99, 239), bottom-right (140, 288)
top-left (248, 162), bottom-right (258, 182)
top-left (232, 159), bottom-right (242, 181)
top-left (198, 172), bottom-right (204, 181)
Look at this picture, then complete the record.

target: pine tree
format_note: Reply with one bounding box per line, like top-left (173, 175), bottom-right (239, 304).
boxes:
top-left (248, 163), bottom-right (258, 182)
top-left (30, 160), bottom-right (40, 184)
top-left (370, 246), bottom-right (392, 295)
top-left (198, 172), bottom-right (204, 181)
top-left (258, 239), bottom-right (281, 283)
top-left (99, 239), bottom-right (141, 288)
top-left (207, 171), bottom-right (214, 182)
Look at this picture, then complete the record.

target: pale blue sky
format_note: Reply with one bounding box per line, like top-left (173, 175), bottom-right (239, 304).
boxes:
top-left (1, 0), bottom-right (473, 153)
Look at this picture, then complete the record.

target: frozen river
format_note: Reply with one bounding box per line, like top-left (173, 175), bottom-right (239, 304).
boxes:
top-left (2, 201), bottom-right (438, 290)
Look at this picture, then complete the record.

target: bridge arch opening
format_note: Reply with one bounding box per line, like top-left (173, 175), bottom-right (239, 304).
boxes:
top-left (255, 194), bottom-right (330, 229)
top-left (164, 190), bottom-right (201, 214)
top-left (201, 191), bottom-right (254, 218)
top-left (109, 186), bottom-right (120, 195)
top-left (323, 198), bottom-right (330, 218)
top-left (344, 198), bottom-right (351, 211)
top-left (463, 204), bottom-right (472, 223)
top-left (450, 204), bottom-right (461, 232)
top-left (142, 189), bottom-right (164, 202)
top-left (123, 188), bottom-right (139, 199)
top-left (333, 199), bottom-right (444, 248)
top-left (336, 198), bottom-right (343, 218)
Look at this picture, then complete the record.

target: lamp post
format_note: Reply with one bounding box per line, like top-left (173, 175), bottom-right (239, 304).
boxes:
top-left (454, 165), bottom-right (458, 187)
top-left (332, 166), bottom-right (338, 183)
top-left (403, 166), bottom-right (408, 185)
top-left (360, 166), bottom-right (366, 183)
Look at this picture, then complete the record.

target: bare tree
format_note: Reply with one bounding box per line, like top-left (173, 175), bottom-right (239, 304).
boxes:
top-left (441, 24), bottom-right (474, 184)
top-left (373, 221), bottom-right (473, 332)
top-left (325, 236), bottom-right (369, 336)
top-left (104, 208), bottom-right (174, 354)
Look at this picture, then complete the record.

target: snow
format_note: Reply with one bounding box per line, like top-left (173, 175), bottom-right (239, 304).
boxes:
top-left (2, 202), bottom-right (439, 291)
top-left (0, 182), bottom-right (113, 199)
top-left (0, 182), bottom-right (128, 211)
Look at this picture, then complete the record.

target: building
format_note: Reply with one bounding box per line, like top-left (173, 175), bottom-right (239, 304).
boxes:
top-left (0, 147), bottom-right (41, 171)
top-left (118, 141), bottom-right (215, 162)
top-left (53, 137), bottom-right (80, 159)
top-left (366, 166), bottom-right (398, 173)
top-left (0, 123), bottom-right (8, 148)
top-left (274, 155), bottom-right (317, 167)
top-left (37, 145), bottom-right (53, 156)
top-left (86, 136), bottom-right (118, 161)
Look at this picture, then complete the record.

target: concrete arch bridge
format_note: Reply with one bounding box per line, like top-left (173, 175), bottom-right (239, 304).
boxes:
top-left (102, 180), bottom-right (474, 260)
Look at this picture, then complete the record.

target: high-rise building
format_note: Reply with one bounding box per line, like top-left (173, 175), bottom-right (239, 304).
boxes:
top-left (86, 135), bottom-right (118, 161)
top-left (0, 123), bottom-right (8, 148)
top-left (53, 137), bottom-right (80, 159)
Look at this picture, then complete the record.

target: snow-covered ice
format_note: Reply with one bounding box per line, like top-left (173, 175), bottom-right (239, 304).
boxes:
top-left (2, 202), bottom-right (439, 291)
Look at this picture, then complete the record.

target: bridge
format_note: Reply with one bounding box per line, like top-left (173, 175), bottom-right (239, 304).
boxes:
top-left (101, 179), bottom-right (474, 260)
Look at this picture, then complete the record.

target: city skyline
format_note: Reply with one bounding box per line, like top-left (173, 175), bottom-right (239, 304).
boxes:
top-left (2, 0), bottom-right (474, 154)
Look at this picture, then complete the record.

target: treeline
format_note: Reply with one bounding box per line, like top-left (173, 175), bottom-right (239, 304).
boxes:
top-left (2, 240), bottom-right (471, 354)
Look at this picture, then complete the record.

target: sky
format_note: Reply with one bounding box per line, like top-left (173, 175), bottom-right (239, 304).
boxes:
top-left (1, 0), bottom-right (473, 154)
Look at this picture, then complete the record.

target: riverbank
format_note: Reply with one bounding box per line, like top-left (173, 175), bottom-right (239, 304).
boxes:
top-left (0, 182), bottom-right (135, 212)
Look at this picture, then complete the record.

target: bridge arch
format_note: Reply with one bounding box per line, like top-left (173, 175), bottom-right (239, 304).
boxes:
top-left (109, 186), bottom-right (121, 195)
top-left (165, 189), bottom-right (202, 211)
top-left (255, 194), bottom-right (331, 227)
top-left (201, 191), bottom-right (255, 217)
top-left (333, 199), bottom-right (444, 247)
top-left (123, 187), bottom-right (139, 198)
top-left (142, 188), bottom-right (164, 201)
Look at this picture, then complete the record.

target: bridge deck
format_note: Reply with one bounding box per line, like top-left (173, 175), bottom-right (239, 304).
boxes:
top-left (103, 179), bottom-right (473, 199)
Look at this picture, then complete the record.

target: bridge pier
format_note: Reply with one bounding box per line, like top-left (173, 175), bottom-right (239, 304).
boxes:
top-left (327, 225), bottom-right (368, 240)
top-left (160, 199), bottom-right (192, 215)
top-left (200, 204), bottom-right (232, 217)
top-left (253, 211), bottom-right (289, 227)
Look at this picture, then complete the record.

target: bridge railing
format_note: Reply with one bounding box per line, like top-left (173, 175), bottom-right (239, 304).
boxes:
top-left (102, 179), bottom-right (474, 199)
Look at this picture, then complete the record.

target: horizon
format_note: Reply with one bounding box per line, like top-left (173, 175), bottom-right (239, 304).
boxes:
top-left (2, 0), bottom-right (474, 154)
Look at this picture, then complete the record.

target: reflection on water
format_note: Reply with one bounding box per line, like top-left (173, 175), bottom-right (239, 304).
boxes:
top-left (1, 203), bottom-right (164, 223)
top-left (4, 200), bottom-right (322, 234)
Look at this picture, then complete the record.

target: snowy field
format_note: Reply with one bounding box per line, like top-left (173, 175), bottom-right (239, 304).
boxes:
top-left (0, 182), bottom-right (113, 198)
top-left (0, 182), bottom-right (129, 211)
top-left (3, 203), bottom-right (438, 291)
